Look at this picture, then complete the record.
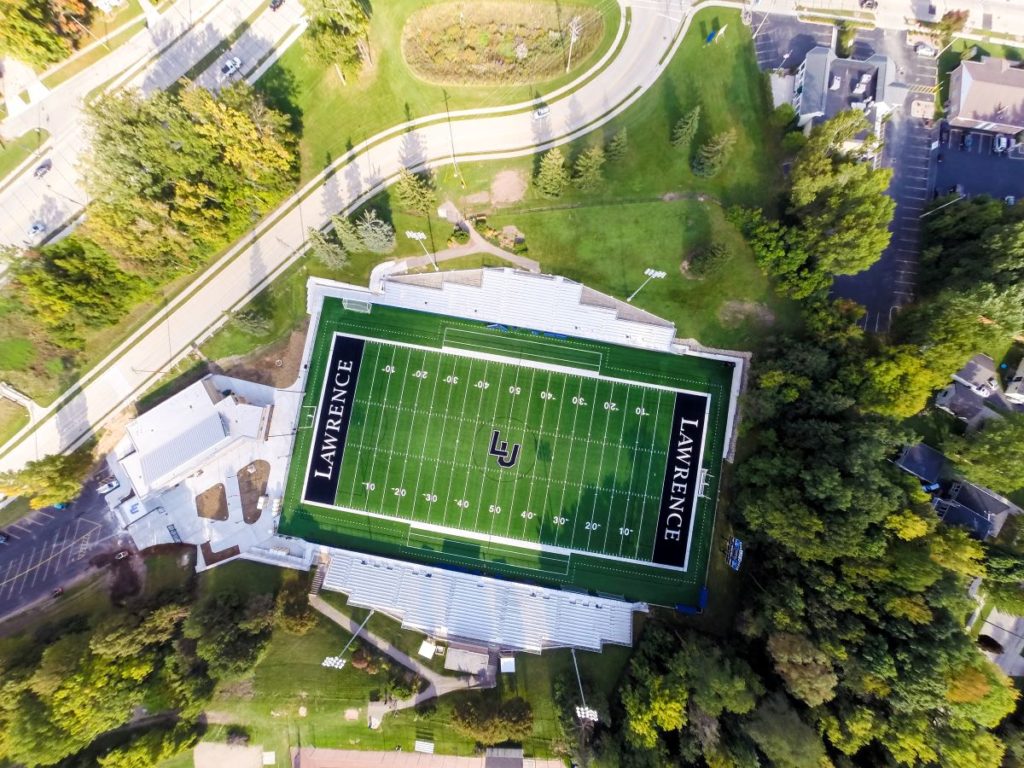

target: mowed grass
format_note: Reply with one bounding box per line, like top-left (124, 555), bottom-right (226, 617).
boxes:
top-left (0, 130), bottom-right (48, 185)
top-left (256, 0), bottom-right (621, 181)
top-left (0, 398), bottom-right (30, 448)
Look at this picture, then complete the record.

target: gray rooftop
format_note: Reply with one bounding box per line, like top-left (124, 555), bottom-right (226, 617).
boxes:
top-left (895, 443), bottom-right (948, 484)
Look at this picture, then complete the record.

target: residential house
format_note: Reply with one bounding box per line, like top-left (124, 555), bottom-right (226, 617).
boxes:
top-left (935, 353), bottom-right (1023, 431)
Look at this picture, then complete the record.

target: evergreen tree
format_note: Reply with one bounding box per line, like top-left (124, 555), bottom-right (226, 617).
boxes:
top-left (307, 227), bottom-right (348, 269)
top-left (691, 128), bottom-right (736, 178)
top-left (573, 145), bottom-right (605, 192)
top-left (535, 148), bottom-right (569, 198)
top-left (392, 168), bottom-right (434, 216)
top-left (331, 214), bottom-right (363, 254)
top-left (606, 127), bottom-right (629, 161)
top-left (300, 0), bottom-right (369, 77)
top-left (356, 209), bottom-right (396, 254)
top-left (671, 105), bottom-right (701, 151)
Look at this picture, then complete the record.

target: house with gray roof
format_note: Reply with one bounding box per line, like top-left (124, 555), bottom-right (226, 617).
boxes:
top-left (948, 57), bottom-right (1024, 135)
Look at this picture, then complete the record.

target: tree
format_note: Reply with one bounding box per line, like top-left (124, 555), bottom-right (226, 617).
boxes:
top-left (949, 413), bottom-right (1024, 497)
top-left (355, 209), bottom-right (395, 254)
top-left (688, 242), bottom-right (728, 277)
top-left (274, 571), bottom-right (317, 635)
top-left (183, 591), bottom-right (274, 677)
top-left (307, 227), bottom-right (348, 270)
top-left (0, 446), bottom-right (94, 509)
top-left (300, 0), bottom-right (369, 77)
top-left (573, 145), bottom-right (606, 192)
top-left (691, 129), bottom-right (736, 178)
top-left (858, 345), bottom-right (938, 419)
top-left (671, 105), bottom-right (701, 152)
top-left (452, 695), bottom-right (533, 744)
top-left (606, 127), bottom-right (629, 161)
top-left (83, 83), bottom-right (296, 278)
top-left (744, 693), bottom-right (829, 768)
top-left (767, 633), bottom-right (838, 706)
top-left (535, 148), bottom-right (569, 197)
top-left (0, 0), bottom-right (70, 67)
top-left (391, 168), bottom-right (434, 215)
top-left (331, 214), bottom-right (364, 254)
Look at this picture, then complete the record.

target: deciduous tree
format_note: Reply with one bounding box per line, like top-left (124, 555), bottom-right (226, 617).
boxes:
top-left (0, 446), bottom-right (94, 509)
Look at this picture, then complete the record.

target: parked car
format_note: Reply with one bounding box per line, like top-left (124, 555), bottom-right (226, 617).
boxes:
top-left (859, 0), bottom-right (878, 8)
top-left (994, 134), bottom-right (1011, 153)
top-left (0, 532), bottom-right (8, 544)
top-left (532, 106), bottom-right (550, 121)
top-left (33, 159), bottom-right (52, 179)
top-left (98, 478), bottom-right (120, 494)
top-left (114, 550), bottom-right (131, 561)
top-left (270, 0), bottom-right (284, 8)
top-left (963, 133), bottom-right (974, 151)
top-left (1006, 196), bottom-right (1018, 206)
top-left (914, 42), bottom-right (938, 58)
top-left (830, 74), bottom-right (841, 91)
top-left (26, 221), bottom-right (45, 239)
top-left (939, 122), bottom-right (949, 145)
top-left (220, 56), bottom-right (242, 77)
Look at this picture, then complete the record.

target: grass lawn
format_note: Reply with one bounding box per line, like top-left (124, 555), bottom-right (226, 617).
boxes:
top-left (256, 0), bottom-right (621, 182)
top-left (0, 129), bottom-right (49, 185)
top-left (0, 496), bottom-right (31, 529)
top-left (0, 398), bottom-right (29, 448)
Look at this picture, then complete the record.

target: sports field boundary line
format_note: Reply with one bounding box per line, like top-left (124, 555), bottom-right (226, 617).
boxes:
top-left (442, 327), bottom-right (604, 372)
top-left (302, 500), bottom-right (692, 574)
top-left (405, 529), bottom-right (572, 577)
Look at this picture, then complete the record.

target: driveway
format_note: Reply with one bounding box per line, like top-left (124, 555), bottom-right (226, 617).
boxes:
top-left (0, 485), bottom-right (124, 621)
top-left (831, 27), bottom-right (939, 332)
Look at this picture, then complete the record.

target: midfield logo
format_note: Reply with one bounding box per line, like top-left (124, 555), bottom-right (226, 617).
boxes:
top-left (488, 430), bottom-right (521, 469)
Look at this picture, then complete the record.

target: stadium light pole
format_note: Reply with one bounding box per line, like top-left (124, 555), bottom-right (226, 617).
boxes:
top-left (405, 230), bottom-right (438, 271)
top-left (626, 268), bottom-right (666, 303)
top-left (322, 609), bottom-right (375, 670)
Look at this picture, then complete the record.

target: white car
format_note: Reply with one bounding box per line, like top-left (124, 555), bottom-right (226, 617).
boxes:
top-left (532, 106), bottom-right (550, 121)
top-left (98, 478), bottom-right (120, 494)
top-left (1006, 196), bottom-right (1017, 206)
top-left (830, 75), bottom-right (841, 91)
top-left (220, 56), bottom-right (242, 78)
top-left (994, 134), bottom-right (1011, 153)
top-left (26, 221), bottom-right (46, 241)
top-left (914, 42), bottom-right (938, 58)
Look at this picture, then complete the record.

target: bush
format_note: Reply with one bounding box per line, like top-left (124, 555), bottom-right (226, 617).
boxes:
top-left (452, 694), bottom-right (533, 744)
top-left (688, 242), bottom-right (729, 277)
top-left (452, 228), bottom-right (470, 245)
top-left (274, 571), bottom-right (317, 635)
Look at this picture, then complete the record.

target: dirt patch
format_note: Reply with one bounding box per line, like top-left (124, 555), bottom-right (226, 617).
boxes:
top-left (491, 170), bottom-right (527, 205)
top-left (196, 484), bottom-right (229, 521)
top-left (344, 708), bottom-right (360, 721)
top-left (718, 301), bottom-right (776, 329)
top-left (679, 259), bottom-right (699, 280)
top-left (217, 320), bottom-right (309, 389)
top-left (237, 460), bottom-right (270, 524)
top-left (462, 191), bottom-right (490, 206)
top-left (218, 679), bottom-right (256, 701)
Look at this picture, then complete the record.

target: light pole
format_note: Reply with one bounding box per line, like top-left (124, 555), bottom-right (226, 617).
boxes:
top-left (626, 268), bottom-right (666, 302)
top-left (405, 230), bottom-right (438, 271)
top-left (565, 16), bottom-right (582, 73)
top-left (322, 610), bottom-right (375, 670)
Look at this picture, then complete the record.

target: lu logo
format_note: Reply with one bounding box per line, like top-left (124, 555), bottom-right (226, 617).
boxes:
top-left (488, 430), bottom-right (521, 469)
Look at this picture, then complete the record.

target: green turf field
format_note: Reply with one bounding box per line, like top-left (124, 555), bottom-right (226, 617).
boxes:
top-left (280, 298), bottom-right (736, 606)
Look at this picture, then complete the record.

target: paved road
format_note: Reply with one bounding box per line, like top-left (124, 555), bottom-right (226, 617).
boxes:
top-left (0, 486), bottom-right (124, 620)
top-left (831, 27), bottom-right (938, 333)
top-left (0, 0), bottom-right (303, 248)
top-left (0, 0), bottom-right (703, 472)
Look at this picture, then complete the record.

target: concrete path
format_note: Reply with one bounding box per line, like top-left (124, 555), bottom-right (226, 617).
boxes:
top-left (308, 595), bottom-right (494, 725)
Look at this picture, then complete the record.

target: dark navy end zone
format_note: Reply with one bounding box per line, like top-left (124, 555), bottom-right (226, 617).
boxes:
top-left (652, 392), bottom-right (709, 568)
top-left (304, 335), bottom-right (365, 505)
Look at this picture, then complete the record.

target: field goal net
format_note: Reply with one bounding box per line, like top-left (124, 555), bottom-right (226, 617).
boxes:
top-left (342, 298), bottom-right (373, 313)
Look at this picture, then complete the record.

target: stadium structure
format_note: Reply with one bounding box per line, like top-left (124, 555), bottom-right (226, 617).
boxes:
top-left (105, 268), bottom-right (744, 653)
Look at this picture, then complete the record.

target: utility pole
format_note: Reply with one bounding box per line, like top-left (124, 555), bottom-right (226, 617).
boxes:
top-left (442, 89), bottom-right (464, 188)
top-left (405, 230), bottom-right (438, 271)
top-left (627, 268), bottom-right (666, 302)
top-left (566, 16), bottom-right (583, 73)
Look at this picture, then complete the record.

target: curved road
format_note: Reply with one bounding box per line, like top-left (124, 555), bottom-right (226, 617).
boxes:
top-left (0, 0), bottom-right (698, 471)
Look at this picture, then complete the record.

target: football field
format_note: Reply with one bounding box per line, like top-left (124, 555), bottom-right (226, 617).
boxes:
top-left (282, 299), bottom-right (734, 606)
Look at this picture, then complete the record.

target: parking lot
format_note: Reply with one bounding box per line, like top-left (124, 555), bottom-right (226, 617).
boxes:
top-left (751, 13), bottom-right (834, 70)
top-left (935, 127), bottom-right (1024, 201)
top-left (0, 489), bottom-right (124, 619)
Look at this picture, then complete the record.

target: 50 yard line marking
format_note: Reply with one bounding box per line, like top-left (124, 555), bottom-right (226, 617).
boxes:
top-left (469, 364), bottom-right (506, 532)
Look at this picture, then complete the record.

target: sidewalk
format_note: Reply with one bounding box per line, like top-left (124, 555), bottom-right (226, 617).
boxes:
top-left (308, 594), bottom-right (494, 725)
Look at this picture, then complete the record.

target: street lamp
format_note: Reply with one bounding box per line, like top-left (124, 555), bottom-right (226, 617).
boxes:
top-left (626, 268), bottom-right (666, 303)
top-left (405, 230), bottom-right (438, 271)
top-left (322, 609), bottom-right (375, 670)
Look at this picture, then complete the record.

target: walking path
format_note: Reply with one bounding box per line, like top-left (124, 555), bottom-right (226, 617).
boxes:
top-left (309, 595), bottom-right (494, 725)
